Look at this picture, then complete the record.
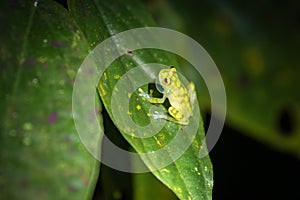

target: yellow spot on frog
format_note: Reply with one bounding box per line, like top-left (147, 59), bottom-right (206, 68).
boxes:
top-left (114, 74), bottom-right (121, 80)
top-left (136, 104), bottom-right (141, 110)
top-left (139, 66), bottom-right (196, 125)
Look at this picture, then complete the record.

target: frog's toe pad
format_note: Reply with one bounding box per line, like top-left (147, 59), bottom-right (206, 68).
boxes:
top-left (140, 93), bottom-right (151, 98)
top-left (151, 113), bottom-right (167, 119)
top-left (138, 90), bottom-right (151, 98)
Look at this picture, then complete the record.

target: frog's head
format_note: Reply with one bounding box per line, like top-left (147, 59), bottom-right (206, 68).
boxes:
top-left (157, 66), bottom-right (177, 92)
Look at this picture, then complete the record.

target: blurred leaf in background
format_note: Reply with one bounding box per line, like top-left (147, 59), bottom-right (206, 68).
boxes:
top-left (0, 1), bottom-right (100, 199)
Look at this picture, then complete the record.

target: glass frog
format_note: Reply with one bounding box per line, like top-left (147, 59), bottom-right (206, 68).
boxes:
top-left (139, 66), bottom-right (196, 125)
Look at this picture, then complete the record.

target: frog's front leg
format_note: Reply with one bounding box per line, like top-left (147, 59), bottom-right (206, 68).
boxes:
top-left (139, 88), bottom-right (170, 121)
top-left (147, 96), bottom-right (166, 104)
top-left (138, 88), bottom-right (167, 104)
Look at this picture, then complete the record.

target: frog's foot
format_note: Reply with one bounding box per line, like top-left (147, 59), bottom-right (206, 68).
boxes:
top-left (150, 112), bottom-right (189, 125)
top-left (138, 88), bottom-right (166, 104)
top-left (150, 112), bottom-right (168, 120)
top-left (148, 111), bottom-right (189, 125)
top-left (138, 88), bottom-right (152, 99)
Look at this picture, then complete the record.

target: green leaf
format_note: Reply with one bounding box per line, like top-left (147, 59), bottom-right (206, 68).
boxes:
top-left (0, 1), bottom-right (100, 199)
top-left (133, 173), bottom-right (178, 200)
top-left (69, 0), bottom-right (213, 199)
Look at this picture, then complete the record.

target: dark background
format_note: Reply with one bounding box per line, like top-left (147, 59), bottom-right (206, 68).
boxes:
top-left (210, 122), bottom-right (300, 199)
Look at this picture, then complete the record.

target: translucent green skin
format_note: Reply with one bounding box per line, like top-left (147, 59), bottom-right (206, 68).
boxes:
top-left (142, 67), bottom-right (196, 125)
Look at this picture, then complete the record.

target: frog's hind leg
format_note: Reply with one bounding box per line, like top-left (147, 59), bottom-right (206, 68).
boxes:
top-left (149, 106), bottom-right (189, 125)
top-left (168, 106), bottom-right (183, 121)
top-left (168, 107), bottom-right (189, 125)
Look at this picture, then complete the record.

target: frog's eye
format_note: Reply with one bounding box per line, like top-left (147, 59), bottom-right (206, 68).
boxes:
top-left (164, 77), bottom-right (170, 85)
